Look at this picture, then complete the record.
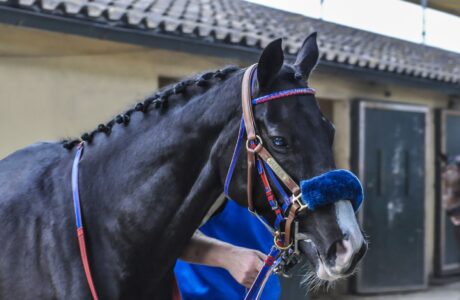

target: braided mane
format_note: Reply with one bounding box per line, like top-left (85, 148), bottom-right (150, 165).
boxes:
top-left (62, 66), bottom-right (240, 150)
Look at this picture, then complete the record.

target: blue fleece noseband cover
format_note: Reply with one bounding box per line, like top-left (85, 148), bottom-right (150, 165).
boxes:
top-left (300, 169), bottom-right (364, 212)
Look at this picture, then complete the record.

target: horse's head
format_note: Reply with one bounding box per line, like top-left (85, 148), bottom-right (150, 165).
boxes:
top-left (223, 33), bottom-right (367, 283)
top-left (440, 154), bottom-right (460, 225)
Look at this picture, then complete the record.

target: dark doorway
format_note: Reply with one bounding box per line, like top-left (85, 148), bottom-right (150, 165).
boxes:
top-left (435, 110), bottom-right (460, 277)
top-left (353, 101), bottom-right (427, 293)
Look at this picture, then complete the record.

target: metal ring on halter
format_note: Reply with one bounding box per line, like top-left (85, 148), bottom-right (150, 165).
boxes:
top-left (274, 231), bottom-right (293, 251)
top-left (246, 135), bottom-right (263, 152)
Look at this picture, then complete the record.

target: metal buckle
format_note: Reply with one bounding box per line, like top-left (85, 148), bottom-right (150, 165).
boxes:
top-left (292, 193), bottom-right (308, 212)
top-left (273, 250), bottom-right (301, 278)
top-left (273, 231), bottom-right (293, 251)
top-left (246, 135), bottom-right (263, 152)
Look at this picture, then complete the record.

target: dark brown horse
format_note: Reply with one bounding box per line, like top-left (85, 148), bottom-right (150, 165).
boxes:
top-left (441, 154), bottom-right (460, 226)
top-left (440, 154), bottom-right (460, 250)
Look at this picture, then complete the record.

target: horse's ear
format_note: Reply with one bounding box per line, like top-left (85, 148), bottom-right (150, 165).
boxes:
top-left (294, 32), bottom-right (319, 79)
top-left (257, 38), bottom-right (284, 88)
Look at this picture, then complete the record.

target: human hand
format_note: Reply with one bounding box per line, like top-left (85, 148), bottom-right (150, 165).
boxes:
top-left (221, 247), bottom-right (267, 288)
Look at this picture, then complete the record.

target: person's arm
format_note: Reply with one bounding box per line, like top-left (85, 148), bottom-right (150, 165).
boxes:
top-left (180, 230), bottom-right (267, 288)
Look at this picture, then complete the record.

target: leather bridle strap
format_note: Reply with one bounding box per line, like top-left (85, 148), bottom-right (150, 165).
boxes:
top-left (241, 65), bottom-right (302, 195)
top-left (241, 65), bottom-right (302, 245)
top-left (227, 64), bottom-right (318, 300)
top-left (241, 64), bottom-right (258, 212)
top-left (224, 64), bottom-right (316, 246)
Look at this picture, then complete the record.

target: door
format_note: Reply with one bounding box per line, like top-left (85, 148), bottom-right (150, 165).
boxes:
top-left (353, 101), bottom-right (427, 293)
top-left (435, 110), bottom-right (460, 276)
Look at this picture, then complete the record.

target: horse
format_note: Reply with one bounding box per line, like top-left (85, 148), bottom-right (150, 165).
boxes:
top-left (0, 33), bottom-right (367, 299)
top-left (440, 154), bottom-right (460, 227)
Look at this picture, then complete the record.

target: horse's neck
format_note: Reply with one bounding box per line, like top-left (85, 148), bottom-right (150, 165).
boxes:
top-left (76, 75), bottom-right (242, 295)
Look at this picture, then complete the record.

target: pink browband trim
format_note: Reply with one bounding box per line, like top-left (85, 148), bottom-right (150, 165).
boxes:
top-left (252, 87), bottom-right (316, 105)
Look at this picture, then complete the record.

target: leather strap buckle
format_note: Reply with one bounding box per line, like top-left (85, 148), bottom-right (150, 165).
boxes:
top-left (274, 231), bottom-right (293, 251)
top-left (292, 193), bottom-right (308, 212)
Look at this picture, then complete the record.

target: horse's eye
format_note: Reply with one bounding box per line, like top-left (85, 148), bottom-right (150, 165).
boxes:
top-left (272, 137), bottom-right (288, 147)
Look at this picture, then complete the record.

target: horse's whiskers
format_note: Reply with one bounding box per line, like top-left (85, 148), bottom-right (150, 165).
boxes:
top-left (300, 264), bottom-right (327, 294)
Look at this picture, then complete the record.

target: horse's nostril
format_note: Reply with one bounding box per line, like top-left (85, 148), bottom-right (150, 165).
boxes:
top-left (335, 240), bottom-right (347, 257)
top-left (325, 239), bottom-right (356, 271)
top-left (325, 240), bottom-right (345, 265)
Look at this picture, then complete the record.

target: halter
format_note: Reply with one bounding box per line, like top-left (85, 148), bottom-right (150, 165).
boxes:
top-left (225, 64), bottom-right (316, 248)
top-left (223, 64), bottom-right (320, 299)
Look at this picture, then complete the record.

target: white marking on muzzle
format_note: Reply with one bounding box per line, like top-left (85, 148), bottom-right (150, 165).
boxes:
top-left (333, 200), bottom-right (364, 273)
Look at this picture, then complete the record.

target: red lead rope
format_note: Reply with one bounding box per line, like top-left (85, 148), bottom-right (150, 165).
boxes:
top-left (77, 228), bottom-right (99, 300)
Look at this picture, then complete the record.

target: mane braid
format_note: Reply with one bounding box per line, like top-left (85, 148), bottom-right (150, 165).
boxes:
top-left (62, 66), bottom-right (240, 150)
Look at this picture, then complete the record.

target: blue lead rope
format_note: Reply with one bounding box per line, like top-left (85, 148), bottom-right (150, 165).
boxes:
top-left (72, 144), bottom-right (84, 229)
top-left (244, 246), bottom-right (281, 300)
top-left (224, 118), bottom-right (246, 199)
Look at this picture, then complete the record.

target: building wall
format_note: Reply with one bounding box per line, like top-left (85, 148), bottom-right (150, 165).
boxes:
top-left (0, 22), bottom-right (453, 292)
top-left (309, 72), bottom-right (450, 282)
top-left (0, 24), bottom-right (233, 158)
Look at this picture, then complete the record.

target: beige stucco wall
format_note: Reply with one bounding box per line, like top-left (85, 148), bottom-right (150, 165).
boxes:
top-left (0, 22), bottom-right (453, 292)
top-left (0, 24), bottom-right (234, 158)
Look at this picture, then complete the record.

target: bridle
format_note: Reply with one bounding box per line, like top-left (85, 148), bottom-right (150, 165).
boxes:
top-left (225, 64), bottom-right (316, 248)
top-left (224, 64), bottom-right (319, 299)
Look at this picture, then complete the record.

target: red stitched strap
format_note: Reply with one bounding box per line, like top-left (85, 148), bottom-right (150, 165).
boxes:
top-left (77, 228), bottom-right (99, 300)
top-left (264, 255), bottom-right (276, 267)
top-left (257, 159), bottom-right (283, 218)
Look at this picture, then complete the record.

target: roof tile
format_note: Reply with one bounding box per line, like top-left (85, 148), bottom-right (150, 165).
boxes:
top-left (18, 0), bottom-right (36, 6)
top-left (1, 0), bottom-right (458, 84)
top-left (86, 2), bottom-right (105, 17)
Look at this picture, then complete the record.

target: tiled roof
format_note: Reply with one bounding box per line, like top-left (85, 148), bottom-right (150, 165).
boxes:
top-left (1, 0), bottom-right (459, 84)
